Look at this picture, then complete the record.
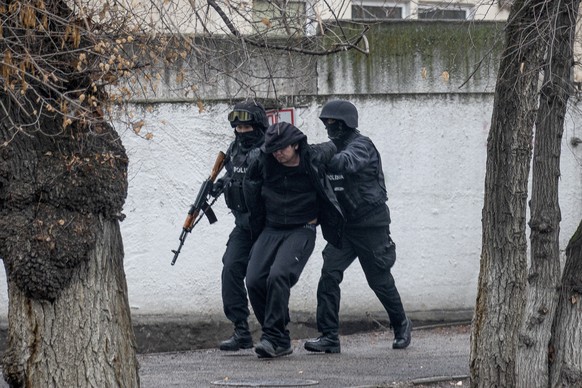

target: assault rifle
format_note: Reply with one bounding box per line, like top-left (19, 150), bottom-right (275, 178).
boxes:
top-left (171, 151), bottom-right (226, 265)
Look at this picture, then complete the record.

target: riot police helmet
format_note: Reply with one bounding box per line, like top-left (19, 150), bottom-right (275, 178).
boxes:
top-left (228, 100), bottom-right (269, 130)
top-left (319, 100), bottom-right (358, 129)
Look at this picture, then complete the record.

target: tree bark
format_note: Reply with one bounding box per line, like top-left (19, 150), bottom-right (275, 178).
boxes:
top-left (2, 217), bottom-right (139, 387)
top-left (470, 1), bottom-right (553, 387)
top-left (515, 2), bottom-right (580, 387)
top-left (549, 220), bottom-right (582, 387)
top-left (0, 87), bottom-right (138, 385)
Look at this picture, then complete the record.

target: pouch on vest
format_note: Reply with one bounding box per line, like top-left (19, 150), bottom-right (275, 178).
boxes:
top-left (224, 180), bottom-right (248, 213)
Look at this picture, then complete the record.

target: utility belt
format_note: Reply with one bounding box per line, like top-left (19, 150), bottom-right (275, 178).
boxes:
top-left (265, 222), bottom-right (317, 232)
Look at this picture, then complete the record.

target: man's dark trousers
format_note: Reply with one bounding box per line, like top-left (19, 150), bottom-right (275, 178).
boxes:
top-left (316, 225), bottom-right (406, 334)
top-left (246, 226), bottom-right (316, 348)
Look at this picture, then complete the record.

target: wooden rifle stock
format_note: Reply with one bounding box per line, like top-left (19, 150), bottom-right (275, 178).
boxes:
top-left (171, 150), bottom-right (226, 265)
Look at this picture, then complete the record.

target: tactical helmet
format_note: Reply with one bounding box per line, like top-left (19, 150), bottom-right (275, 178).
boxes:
top-left (319, 100), bottom-right (358, 129)
top-left (228, 100), bottom-right (269, 130)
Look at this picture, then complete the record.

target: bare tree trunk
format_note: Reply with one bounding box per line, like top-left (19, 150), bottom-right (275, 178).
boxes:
top-left (549, 220), bottom-right (582, 387)
top-left (515, 2), bottom-right (581, 387)
top-left (470, 1), bottom-right (553, 386)
top-left (0, 80), bottom-right (138, 386)
top-left (2, 217), bottom-right (139, 387)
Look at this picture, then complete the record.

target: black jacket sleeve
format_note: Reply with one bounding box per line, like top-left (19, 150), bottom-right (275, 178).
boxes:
top-left (327, 137), bottom-right (374, 174)
top-left (309, 141), bottom-right (337, 166)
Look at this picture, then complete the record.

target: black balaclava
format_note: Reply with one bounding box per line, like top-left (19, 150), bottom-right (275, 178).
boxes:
top-left (229, 100), bottom-right (268, 151)
top-left (236, 128), bottom-right (263, 151)
top-left (325, 120), bottom-right (347, 141)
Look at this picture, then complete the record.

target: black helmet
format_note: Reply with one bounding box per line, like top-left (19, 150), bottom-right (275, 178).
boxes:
top-left (319, 100), bottom-right (358, 129)
top-left (228, 100), bottom-right (269, 130)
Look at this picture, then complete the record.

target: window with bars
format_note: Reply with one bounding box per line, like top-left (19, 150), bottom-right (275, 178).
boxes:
top-left (351, 3), bottom-right (403, 20)
top-left (418, 7), bottom-right (467, 20)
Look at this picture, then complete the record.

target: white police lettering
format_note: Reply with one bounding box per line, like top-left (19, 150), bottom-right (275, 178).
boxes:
top-left (327, 174), bottom-right (344, 191)
top-left (233, 166), bottom-right (247, 174)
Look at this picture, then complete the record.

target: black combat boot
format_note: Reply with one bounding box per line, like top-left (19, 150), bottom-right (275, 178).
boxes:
top-left (304, 333), bottom-right (341, 353)
top-left (254, 338), bottom-right (293, 358)
top-left (392, 317), bottom-right (412, 349)
top-left (219, 321), bottom-right (253, 351)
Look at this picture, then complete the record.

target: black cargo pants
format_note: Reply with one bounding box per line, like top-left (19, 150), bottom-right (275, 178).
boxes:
top-left (246, 225), bottom-right (316, 348)
top-left (221, 225), bottom-right (254, 324)
top-left (316, 225), bottom-right (406, 334)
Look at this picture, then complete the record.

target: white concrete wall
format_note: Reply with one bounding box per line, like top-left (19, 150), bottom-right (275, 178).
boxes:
top-left (122, 94), bottom-right (582, 322)
top-left (118, 95), bottom-right (492, 319)
top-left (4, 94), bottom-right (579, 324)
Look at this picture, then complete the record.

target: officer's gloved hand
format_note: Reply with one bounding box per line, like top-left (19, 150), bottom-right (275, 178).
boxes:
top-left (210, 179), bottom-right (225, 197)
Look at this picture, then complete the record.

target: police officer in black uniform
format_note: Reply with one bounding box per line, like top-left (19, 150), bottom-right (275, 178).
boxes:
top-left (304, 100), bottom-right (412, 354)
top-left (212, 100), bottom-right (268, 351)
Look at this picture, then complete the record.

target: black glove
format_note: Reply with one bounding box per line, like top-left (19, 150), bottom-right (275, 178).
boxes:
top-left (210, 178), bottom-right (225, 197)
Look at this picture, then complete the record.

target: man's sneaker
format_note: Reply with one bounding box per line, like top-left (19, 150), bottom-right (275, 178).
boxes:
top-left (219, 332), bottom-right (253, 351)
top-left (392, 317), bottom-right (412, 349)
top-left (254, 339), bottom-right (293, 358)
top-left (304, 334), bottom-right (341, 353)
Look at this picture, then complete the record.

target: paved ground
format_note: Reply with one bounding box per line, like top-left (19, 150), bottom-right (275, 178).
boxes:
top-left (138, 324), bottom-right (470, 388)
top-left (1, 324), bottom-right (470, 387)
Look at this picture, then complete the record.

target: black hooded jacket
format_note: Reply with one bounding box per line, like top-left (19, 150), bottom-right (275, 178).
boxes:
top-left (243, 123), bottom-right (344, 246)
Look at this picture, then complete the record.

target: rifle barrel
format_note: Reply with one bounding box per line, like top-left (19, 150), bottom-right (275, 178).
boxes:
top-left (171, 150), bottom-right (226, 265)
